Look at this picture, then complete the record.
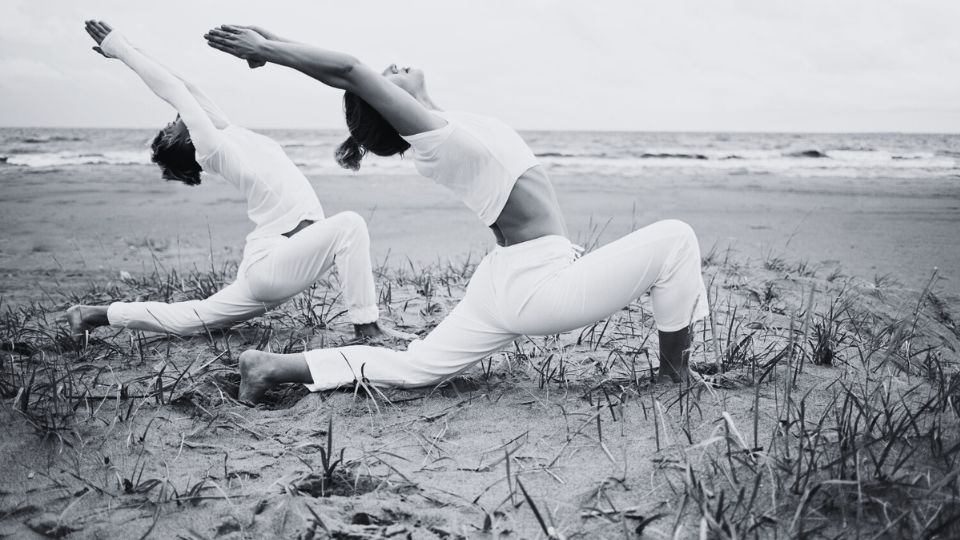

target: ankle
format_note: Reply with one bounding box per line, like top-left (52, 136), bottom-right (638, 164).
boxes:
top-left (354, 321), bottom-right (382, 338)
top-left (241, 350), bottom-right (273, 379)
top-left (658, 326), bottom-right (692, 379)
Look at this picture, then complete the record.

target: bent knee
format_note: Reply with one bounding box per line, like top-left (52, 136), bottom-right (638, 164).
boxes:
top-left (656, 219), bottom-right (695, 240)
top-left (331, 211), bottom-right (368, 233)
top-left (651, 219), bottom-right (699, 250)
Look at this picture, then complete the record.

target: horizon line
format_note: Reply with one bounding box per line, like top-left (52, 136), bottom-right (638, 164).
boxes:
top-left (1, 125), bottom-right (959, 136)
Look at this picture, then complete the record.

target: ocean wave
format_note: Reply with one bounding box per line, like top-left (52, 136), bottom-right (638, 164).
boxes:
top-left (530, 147), bottom-right (950, 165)
top-left (18, 135), bottom-right (87, 144)
top-left (2, 130), bottom-right (957, 181)
top-left (534, 153), bottom-right (959, 179)
top-left (4, 151), bottom-right (150, 167)
top-left (535, 151), bottom-right (610, 158)
top-left (892, 152), bottom-right (936, 160)
top-left (787, 149), bottom-right (828, 158)
top-left (638, 152), bottom-right (708, 160)
top-left (278, 140), bottom-right (326, 148)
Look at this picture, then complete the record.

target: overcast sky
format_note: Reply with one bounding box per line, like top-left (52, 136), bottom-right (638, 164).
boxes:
top-left (1, 0), bottom-right (958, 132)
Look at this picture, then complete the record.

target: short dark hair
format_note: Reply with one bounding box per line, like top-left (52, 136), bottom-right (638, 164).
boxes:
top-left (335, 92), bottom-right (409, 171)
top-left (150, 117), bottom-right (202, 186)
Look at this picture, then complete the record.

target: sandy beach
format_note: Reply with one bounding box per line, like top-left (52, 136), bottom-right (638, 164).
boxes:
top-left (1, 164), bottom-right (957, 306)
top-left (3, 1), bottom-right (960, 535)
top-left (1, 186), bottom-right (958, 536)
top-left (1, 147), bottom-right (959, 539)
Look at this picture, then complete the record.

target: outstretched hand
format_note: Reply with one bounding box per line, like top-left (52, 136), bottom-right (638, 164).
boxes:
top-left (84, 20), bottom-right (115, 58)
top-left (205, 25), bottom-right (268, 69)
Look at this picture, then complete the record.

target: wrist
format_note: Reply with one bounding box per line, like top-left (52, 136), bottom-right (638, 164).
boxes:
top-left (258, 39), bottom-right (283, 64)
top-left (99, 31), bottom-right (126, 57)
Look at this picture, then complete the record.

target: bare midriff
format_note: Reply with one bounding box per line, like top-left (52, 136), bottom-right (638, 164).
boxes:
top-left (490, 165), bottom-right (568, 247)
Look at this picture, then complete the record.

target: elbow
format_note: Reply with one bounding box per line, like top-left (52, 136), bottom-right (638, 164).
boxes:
top-left (336, 56), bottom-right (361, 80)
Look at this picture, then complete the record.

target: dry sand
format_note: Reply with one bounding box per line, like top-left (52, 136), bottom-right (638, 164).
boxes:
top-left (1, 165), bottom-right (959, 538)
top-left (1, 239), bottom-right (957, 538)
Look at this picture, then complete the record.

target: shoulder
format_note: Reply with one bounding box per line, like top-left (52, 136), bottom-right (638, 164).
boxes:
top-left (400, 111), bottom-right (455, 150)
top-left (195, 127), bottom-right (235, 166)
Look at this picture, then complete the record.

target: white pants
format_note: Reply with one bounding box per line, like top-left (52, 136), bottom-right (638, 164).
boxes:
top-left (107, 211), bottom-right (379, 335)
top-left (303, 219), bottom-right (709, 391)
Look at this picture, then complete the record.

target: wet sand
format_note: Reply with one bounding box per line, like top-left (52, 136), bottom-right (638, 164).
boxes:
top-left (1, 165), bottom-right (958, 305)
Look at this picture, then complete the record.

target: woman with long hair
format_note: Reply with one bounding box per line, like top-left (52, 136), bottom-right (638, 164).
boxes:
top-left (71, 21), bottom-right (409, 341)
top-left (203, 25), bottom-right (710, 402)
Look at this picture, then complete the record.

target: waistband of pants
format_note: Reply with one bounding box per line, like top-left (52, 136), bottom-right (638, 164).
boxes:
top-left (491, 235), bottom-right (584, 259)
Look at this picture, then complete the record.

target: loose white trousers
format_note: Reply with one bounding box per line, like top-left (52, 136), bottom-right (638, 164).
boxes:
top-left (107, 211), bottom-right (379, 335)
top-left (303, 219), bottom-right (709, 391)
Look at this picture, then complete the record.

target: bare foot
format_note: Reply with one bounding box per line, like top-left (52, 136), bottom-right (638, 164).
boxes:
top-left (239, 350), bottom-right (275, 403)
top-left (354, 321), bottom-right (417, 341)
top-left (66, 305), bottom-right (108, 337)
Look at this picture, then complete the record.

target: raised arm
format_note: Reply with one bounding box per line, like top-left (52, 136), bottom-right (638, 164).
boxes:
top-left (128, 45), bottom-right (232, 129)
top-left (85, 21), bottom-right (223, 155)
top-left (204, 26), bottom-right (444, 136)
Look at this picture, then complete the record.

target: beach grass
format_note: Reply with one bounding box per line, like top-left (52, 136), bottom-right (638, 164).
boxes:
top-left (1, 248), bottom-right (958, 538)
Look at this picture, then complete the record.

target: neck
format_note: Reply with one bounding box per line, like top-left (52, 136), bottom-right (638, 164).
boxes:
top-left (414, 89), bottom-right (441, 111)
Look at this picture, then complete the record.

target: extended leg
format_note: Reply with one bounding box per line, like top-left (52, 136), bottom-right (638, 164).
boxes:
top-left (239, 259), bottom-right (518, 400)
top-left (102, 279), bottom-right (274, 335)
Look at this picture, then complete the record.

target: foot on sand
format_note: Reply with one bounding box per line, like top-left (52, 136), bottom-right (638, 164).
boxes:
top-left (66, 305), bottom-right (106, 337)
top-left (239, 350), bottom-right (275, 403)
top-left (354, 321), bottom-right (417, 341)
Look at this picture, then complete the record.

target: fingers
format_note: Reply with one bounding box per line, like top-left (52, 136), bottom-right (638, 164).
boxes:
top-left (219, 24), bottom-right (242, 34)
top-left (92, 21), bottom-right (108, 38)
top-left (84, 23), bottom-right (105, 45)
top-left (205, 39), bottom-right (230, 51)
top-left (204, 35), bottom-right (235, 50)
top-left (206, 39), bottom-right (243, 58)
top-left (83, 20), bottom-right (111, 43)
top-left (205, 28), bottom-right (236, 42)
top-left (203, 33), bottom-right (229, 45)
top-left (83, 21), bottom-right (98, 37)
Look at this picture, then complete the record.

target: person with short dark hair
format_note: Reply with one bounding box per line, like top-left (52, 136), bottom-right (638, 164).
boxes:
top-left (68, 21), bottom-right (410, 342)
top-left (205, 25), bottom-right (709, 402)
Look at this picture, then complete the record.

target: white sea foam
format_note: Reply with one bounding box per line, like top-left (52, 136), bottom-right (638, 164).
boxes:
top-left (3, 150), bottom-right (150, 167)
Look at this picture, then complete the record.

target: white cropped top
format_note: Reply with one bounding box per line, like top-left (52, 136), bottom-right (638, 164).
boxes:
top-left (401, 111), bottom-right (540, 226)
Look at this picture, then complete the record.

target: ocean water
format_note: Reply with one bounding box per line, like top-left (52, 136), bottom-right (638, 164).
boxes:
top-left (1, 127), bottom-right (958, 181)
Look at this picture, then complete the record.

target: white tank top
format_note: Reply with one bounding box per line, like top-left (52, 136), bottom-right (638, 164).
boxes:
top-left (401, 111), bottom-right (539, 226)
